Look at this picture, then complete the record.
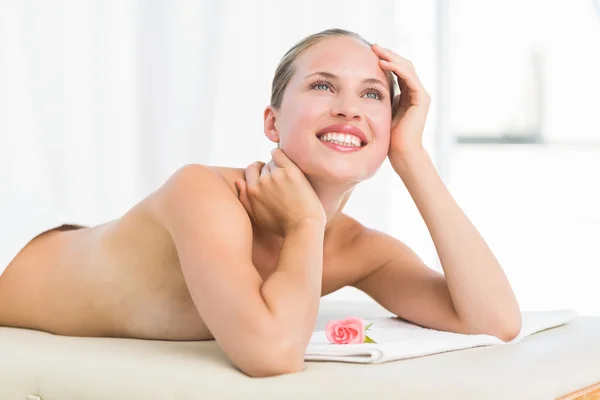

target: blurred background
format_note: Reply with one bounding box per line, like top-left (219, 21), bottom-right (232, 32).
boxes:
top-left (1, 1), bottom-right (598, 315)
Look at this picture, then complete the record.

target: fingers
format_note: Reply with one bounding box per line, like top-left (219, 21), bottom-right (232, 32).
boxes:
top-left (238, 155), bottom-right (280, 219)
top-left (263, 159), bottom-right (280, 175)
top-left (380, 59), bottom-right (430, 106)
top-left (245, 161), bottom-right (264, 185)
top-left (267, 159), bottom-right (278, 173)
top-left (235, 179), bottom-right (252, 215)
top-left (372, 44), bottom-right (430, 105)
top-left (270, 148), bottom-right (293, 169)
top-left (246, 149), bottom-right (288, 188)
top-left (261, 162), bottom-right (271, 176)
top-left (379, 58), bottom-right (423, 93)
top-left (372, 43), bottom-right (413, 69)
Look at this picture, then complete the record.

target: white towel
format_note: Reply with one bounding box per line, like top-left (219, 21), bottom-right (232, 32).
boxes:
top-left (305, 310), bottom-right (577, 363)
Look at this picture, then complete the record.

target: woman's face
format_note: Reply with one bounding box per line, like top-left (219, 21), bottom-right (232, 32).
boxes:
top-left (266, 36), bottom-right (393, 183)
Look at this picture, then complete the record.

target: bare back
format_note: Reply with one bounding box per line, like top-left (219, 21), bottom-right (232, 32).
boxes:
top-left (0, 165), bottom-right (379, 341)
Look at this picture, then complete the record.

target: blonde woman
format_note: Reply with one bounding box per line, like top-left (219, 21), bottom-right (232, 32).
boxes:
top-left (0, 28), bottom-right (521, 377)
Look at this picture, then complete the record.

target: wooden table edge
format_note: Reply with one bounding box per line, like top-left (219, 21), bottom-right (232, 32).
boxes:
top-left (557, 382), bottom-right (600, 399)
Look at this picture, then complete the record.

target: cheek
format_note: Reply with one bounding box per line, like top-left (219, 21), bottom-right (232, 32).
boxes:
top-left (279, 101), bottom-right (322, 145)
top-left (275, 107), bottom-right (316, 166)
top-left (294, 98), bottom-right (326, 126)
top-left (368, 109), bottom-right (392, 147)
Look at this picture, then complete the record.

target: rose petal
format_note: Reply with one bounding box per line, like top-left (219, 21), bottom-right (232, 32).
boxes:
top-left (348, 325), bottom-right (365, 341)
top-left (325, 320), bottom-right (341, 343)
top-left (339, 327), bottom-right (350, 342)
top-left (342, 317), bottom-right (365, 329)
top-left (334, 326), bottom-right (343, 339)
top-left (325, 317), bottom-right (367, 344)
top-left (348, 329), bottom-right (366, 344)
top-left (345, 322), bottom-right (362, 332)
top-left (344, 319), bottom-right (366, 344)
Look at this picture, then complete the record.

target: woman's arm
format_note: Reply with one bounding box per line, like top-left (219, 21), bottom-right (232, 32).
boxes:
top-left (260, 218), bottom-right (324, 348)
top-left (353, 150), bottom-right (521, 341)
top-left (370, 44), bottom-right (521, 339)
top-left (391, 149), bottom-right (521, 338)
top-left (157, 165), bottom-right (323, 377)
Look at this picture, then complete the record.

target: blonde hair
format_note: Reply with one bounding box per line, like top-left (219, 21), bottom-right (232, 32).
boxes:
top-left (270, 28), bottom-right (397, 109)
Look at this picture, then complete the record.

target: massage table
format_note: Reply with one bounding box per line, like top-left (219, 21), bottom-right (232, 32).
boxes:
top-left (1, 300), bottom-right (599, 399)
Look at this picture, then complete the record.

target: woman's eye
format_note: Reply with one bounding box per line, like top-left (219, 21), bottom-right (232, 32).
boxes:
top-left (364, 89), bottom-right (385, 100)
top-left (315, 83), bottom-right (330, 91)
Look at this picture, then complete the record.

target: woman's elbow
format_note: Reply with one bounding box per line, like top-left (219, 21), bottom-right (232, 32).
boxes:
top-left (238, 342), bottom-right (305, 378)
top-left (497, 317), bottom-right (522, 342)
top-left (459, 313), bottom-right (522, 342)
top-left (233, 336), bottom-right (306, 378)
top-left (241, 358), bottom-right (305, 378)
top-left (482, 316), bottom-right (522, 342)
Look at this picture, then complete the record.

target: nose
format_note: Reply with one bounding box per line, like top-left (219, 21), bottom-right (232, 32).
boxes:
top-left (330, 94), bottom-right (362, 120)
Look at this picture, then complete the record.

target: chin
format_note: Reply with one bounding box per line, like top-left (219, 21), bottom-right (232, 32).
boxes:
top-left (302, 159), bottom-right (380, 184)
top-left (284, 142), bottom-right (386, 182)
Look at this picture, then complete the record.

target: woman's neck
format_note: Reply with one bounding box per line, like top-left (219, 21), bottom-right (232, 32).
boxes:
top-left (253, 175), bottom-right (355, 251)
top-left (305, 176), bottom-right (355, 233)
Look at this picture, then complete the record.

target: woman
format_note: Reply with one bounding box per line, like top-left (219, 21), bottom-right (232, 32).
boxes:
top-left (0, 28), bottom-right (521, 377)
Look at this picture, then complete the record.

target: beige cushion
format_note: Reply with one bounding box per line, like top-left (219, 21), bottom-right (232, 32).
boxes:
top-left (1, 301), bottom-right (599, 399)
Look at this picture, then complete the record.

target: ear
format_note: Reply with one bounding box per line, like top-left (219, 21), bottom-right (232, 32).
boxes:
top-left (263, 106), bottom-right (280, 145)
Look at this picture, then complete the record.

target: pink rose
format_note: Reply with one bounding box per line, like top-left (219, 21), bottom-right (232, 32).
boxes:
top-left (325, 317), bottom-right (366, 344)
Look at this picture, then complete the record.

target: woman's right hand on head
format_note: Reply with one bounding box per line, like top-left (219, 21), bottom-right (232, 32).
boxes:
top-left (236, 148), bottom-right (326, 237)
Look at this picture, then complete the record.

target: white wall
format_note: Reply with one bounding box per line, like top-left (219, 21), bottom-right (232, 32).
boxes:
top-left (1, 0), bottom-right (598, 316)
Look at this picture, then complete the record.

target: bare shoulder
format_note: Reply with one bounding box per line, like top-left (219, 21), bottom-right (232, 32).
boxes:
top-left (328, 216), bottom-right (391, 283)
top-left (107, 163), bottom-right (252, 274)
top-left (145, 164), bottom-right (259, 269)
top-left (147, 164), bottom-right (245, 224)
top-left (100, 163), bottom-right (245, 252)
top-left (342, 220), bottom-right (420, 285)
top-left (356, 227), bottom-right (415, 261)
top-left (156, 164), bottom-right (241, 200)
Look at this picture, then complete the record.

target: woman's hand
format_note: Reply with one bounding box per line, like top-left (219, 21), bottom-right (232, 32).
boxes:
top-left (372, 44), bottom-right (431, 164)
top-left (236, 148), bottom-right (326, 236)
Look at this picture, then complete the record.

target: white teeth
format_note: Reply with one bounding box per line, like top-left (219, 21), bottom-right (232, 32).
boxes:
top-left (318, 132), bottom-right (363, 147)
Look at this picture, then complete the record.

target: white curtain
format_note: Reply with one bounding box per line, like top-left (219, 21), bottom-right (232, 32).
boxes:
top-left (0, 0), bottom-right (440, 301)
top-left (0, 0), bottom-right (413, 216)
top-left (3, 1), bottom-right (596, 314)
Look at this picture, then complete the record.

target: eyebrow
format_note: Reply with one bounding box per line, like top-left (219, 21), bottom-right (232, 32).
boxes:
top-left (304, 71), bottom-right (389, 92)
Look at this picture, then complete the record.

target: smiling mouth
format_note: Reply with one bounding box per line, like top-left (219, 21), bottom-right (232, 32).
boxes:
top-left (316, 132), bottom-right (366, 147)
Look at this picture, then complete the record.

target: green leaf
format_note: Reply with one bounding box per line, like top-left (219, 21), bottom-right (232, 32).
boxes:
top-left (364, 322), bottom-right (373, 331)
top-left (364, 335), bottom-right (377, 344)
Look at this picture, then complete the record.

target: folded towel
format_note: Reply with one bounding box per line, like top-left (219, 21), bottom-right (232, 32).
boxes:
top-left (305, 310), bottom-right (577, 364)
